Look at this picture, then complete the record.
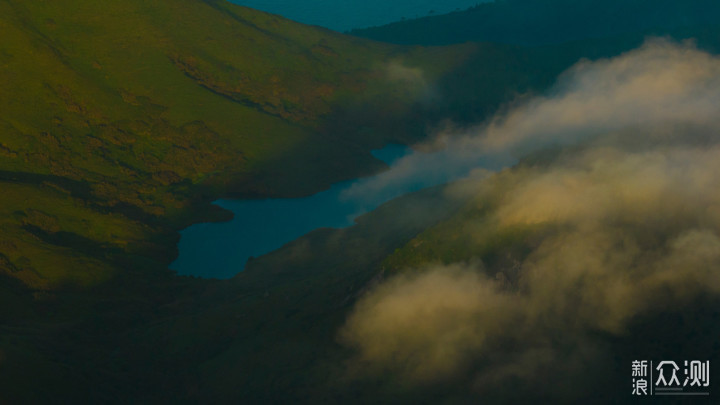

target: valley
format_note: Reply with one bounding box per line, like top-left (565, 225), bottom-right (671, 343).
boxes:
top-left (2, 0), bottom-right (720, 403)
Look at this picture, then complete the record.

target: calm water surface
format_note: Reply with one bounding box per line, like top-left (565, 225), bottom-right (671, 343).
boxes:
top-left (172, 145), bottom-right (411, 279)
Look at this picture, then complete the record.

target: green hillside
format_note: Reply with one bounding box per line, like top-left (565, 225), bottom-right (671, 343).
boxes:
top-left (3, 0), bottom-right (720, 403)
top-left (0, 0), bottom-right (476, 290)
top-left (4, 0), bottom-right (667, 292)
top-left (0, 3), bottom-right (476, 400)
top-left (0, 0), bottom-right (528, 402)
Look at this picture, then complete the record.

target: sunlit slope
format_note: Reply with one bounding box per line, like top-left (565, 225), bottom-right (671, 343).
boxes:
top-left (0, 0), bottom-right (471, 288)
top-left (3, 2), bottom-right (720, 402)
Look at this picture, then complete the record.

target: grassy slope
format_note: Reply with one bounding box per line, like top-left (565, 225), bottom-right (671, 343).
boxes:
top-left (3, 0), bottom-right (720, 403)
top-left (3, 0), bottom-right (638, 291)
top-left (0, 0), bottom-right (476, 290)
top-left (0, 0), bottom-right (522, 402)
top-left (0, 2), bottom-right (475, 401)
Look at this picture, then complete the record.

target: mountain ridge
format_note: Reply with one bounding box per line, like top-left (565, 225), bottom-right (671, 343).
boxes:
top-left (352, 0), bottom-right (720, 46)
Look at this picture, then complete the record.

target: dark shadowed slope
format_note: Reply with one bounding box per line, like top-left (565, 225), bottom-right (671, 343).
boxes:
top-left (0, 0), bottom-right (556, 402)
top-left (3, 0), bottom-right (720, 403)
top-left (352, 0), bottom-right (720, 46)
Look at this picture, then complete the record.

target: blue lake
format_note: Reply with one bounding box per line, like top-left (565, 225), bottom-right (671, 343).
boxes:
top-left (229, 0), bottom-right (493, 31)
top-left (172, 145), bottom-right (412, 279)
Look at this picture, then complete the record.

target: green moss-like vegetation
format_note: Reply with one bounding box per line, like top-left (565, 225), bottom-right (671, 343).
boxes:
top-left (0, 0), bottom-right (477, 289)
top-left (0, 3), bottom-right (504, 399)
top-left (380, 186), bottom-right (546, 274)
top-left (3, 0), bottom-right (720, 402)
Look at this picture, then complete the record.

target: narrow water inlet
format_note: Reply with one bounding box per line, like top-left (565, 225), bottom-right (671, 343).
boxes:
top-left (171, 145), bottom-right (412, 279)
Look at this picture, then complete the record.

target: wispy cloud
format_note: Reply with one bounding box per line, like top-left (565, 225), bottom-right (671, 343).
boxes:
top-left (345, 39), bottom-right (720, 202)
top-left (340, 39), bottom-right (720, 396)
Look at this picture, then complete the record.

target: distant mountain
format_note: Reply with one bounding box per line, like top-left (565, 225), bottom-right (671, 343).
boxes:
top-left (352, 0), bottom-right (720, 45)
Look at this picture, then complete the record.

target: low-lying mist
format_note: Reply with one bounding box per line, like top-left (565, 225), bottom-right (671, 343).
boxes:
top-left (340, 39), bottom-right (720, 396)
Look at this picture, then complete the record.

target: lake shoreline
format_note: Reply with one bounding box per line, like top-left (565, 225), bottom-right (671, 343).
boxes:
top-left (171, 144), bottom-right (412, 279)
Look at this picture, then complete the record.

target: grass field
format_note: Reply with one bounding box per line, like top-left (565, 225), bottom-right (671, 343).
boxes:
top-left (2, 0), bottom-right (720, 402)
